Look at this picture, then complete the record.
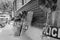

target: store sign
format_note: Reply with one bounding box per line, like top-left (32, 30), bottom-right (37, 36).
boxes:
top-left (43, 25), bottom-right (60, 39)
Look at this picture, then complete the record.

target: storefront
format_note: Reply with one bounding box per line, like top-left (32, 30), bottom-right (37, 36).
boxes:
top-left (16, 0), bottom-right (47, 29)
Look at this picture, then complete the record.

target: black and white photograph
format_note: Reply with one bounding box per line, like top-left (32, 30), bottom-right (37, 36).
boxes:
top-left (0, 0), bottom-right (59, 40)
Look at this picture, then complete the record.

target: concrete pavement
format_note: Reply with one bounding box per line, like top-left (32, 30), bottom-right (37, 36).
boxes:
top-left (0, 21), bottom-right (45, 40)
top-left (25, 26), bottom-right (43, 40)
top-left (0, 21), bottom-right (32, 40)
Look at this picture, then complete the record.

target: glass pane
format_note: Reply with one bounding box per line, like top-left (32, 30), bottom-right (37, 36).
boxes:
top-left (31, 10), bottom-right (47, 28)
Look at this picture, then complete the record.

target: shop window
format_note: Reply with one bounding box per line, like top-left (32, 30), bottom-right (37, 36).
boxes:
top-left (31, 10), bottom-right (47, 28)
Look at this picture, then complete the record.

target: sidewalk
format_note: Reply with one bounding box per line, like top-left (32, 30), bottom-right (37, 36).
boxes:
top-left (25, 26), bottom-right (43, 40)
top-left (0, 21), bottom-right (32, 40)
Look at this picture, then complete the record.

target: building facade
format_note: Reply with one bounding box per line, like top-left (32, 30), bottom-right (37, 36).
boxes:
top-left (15, 0), bottom-right (47, 28)
top-left (13, 0), bottom-right (59, 28)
